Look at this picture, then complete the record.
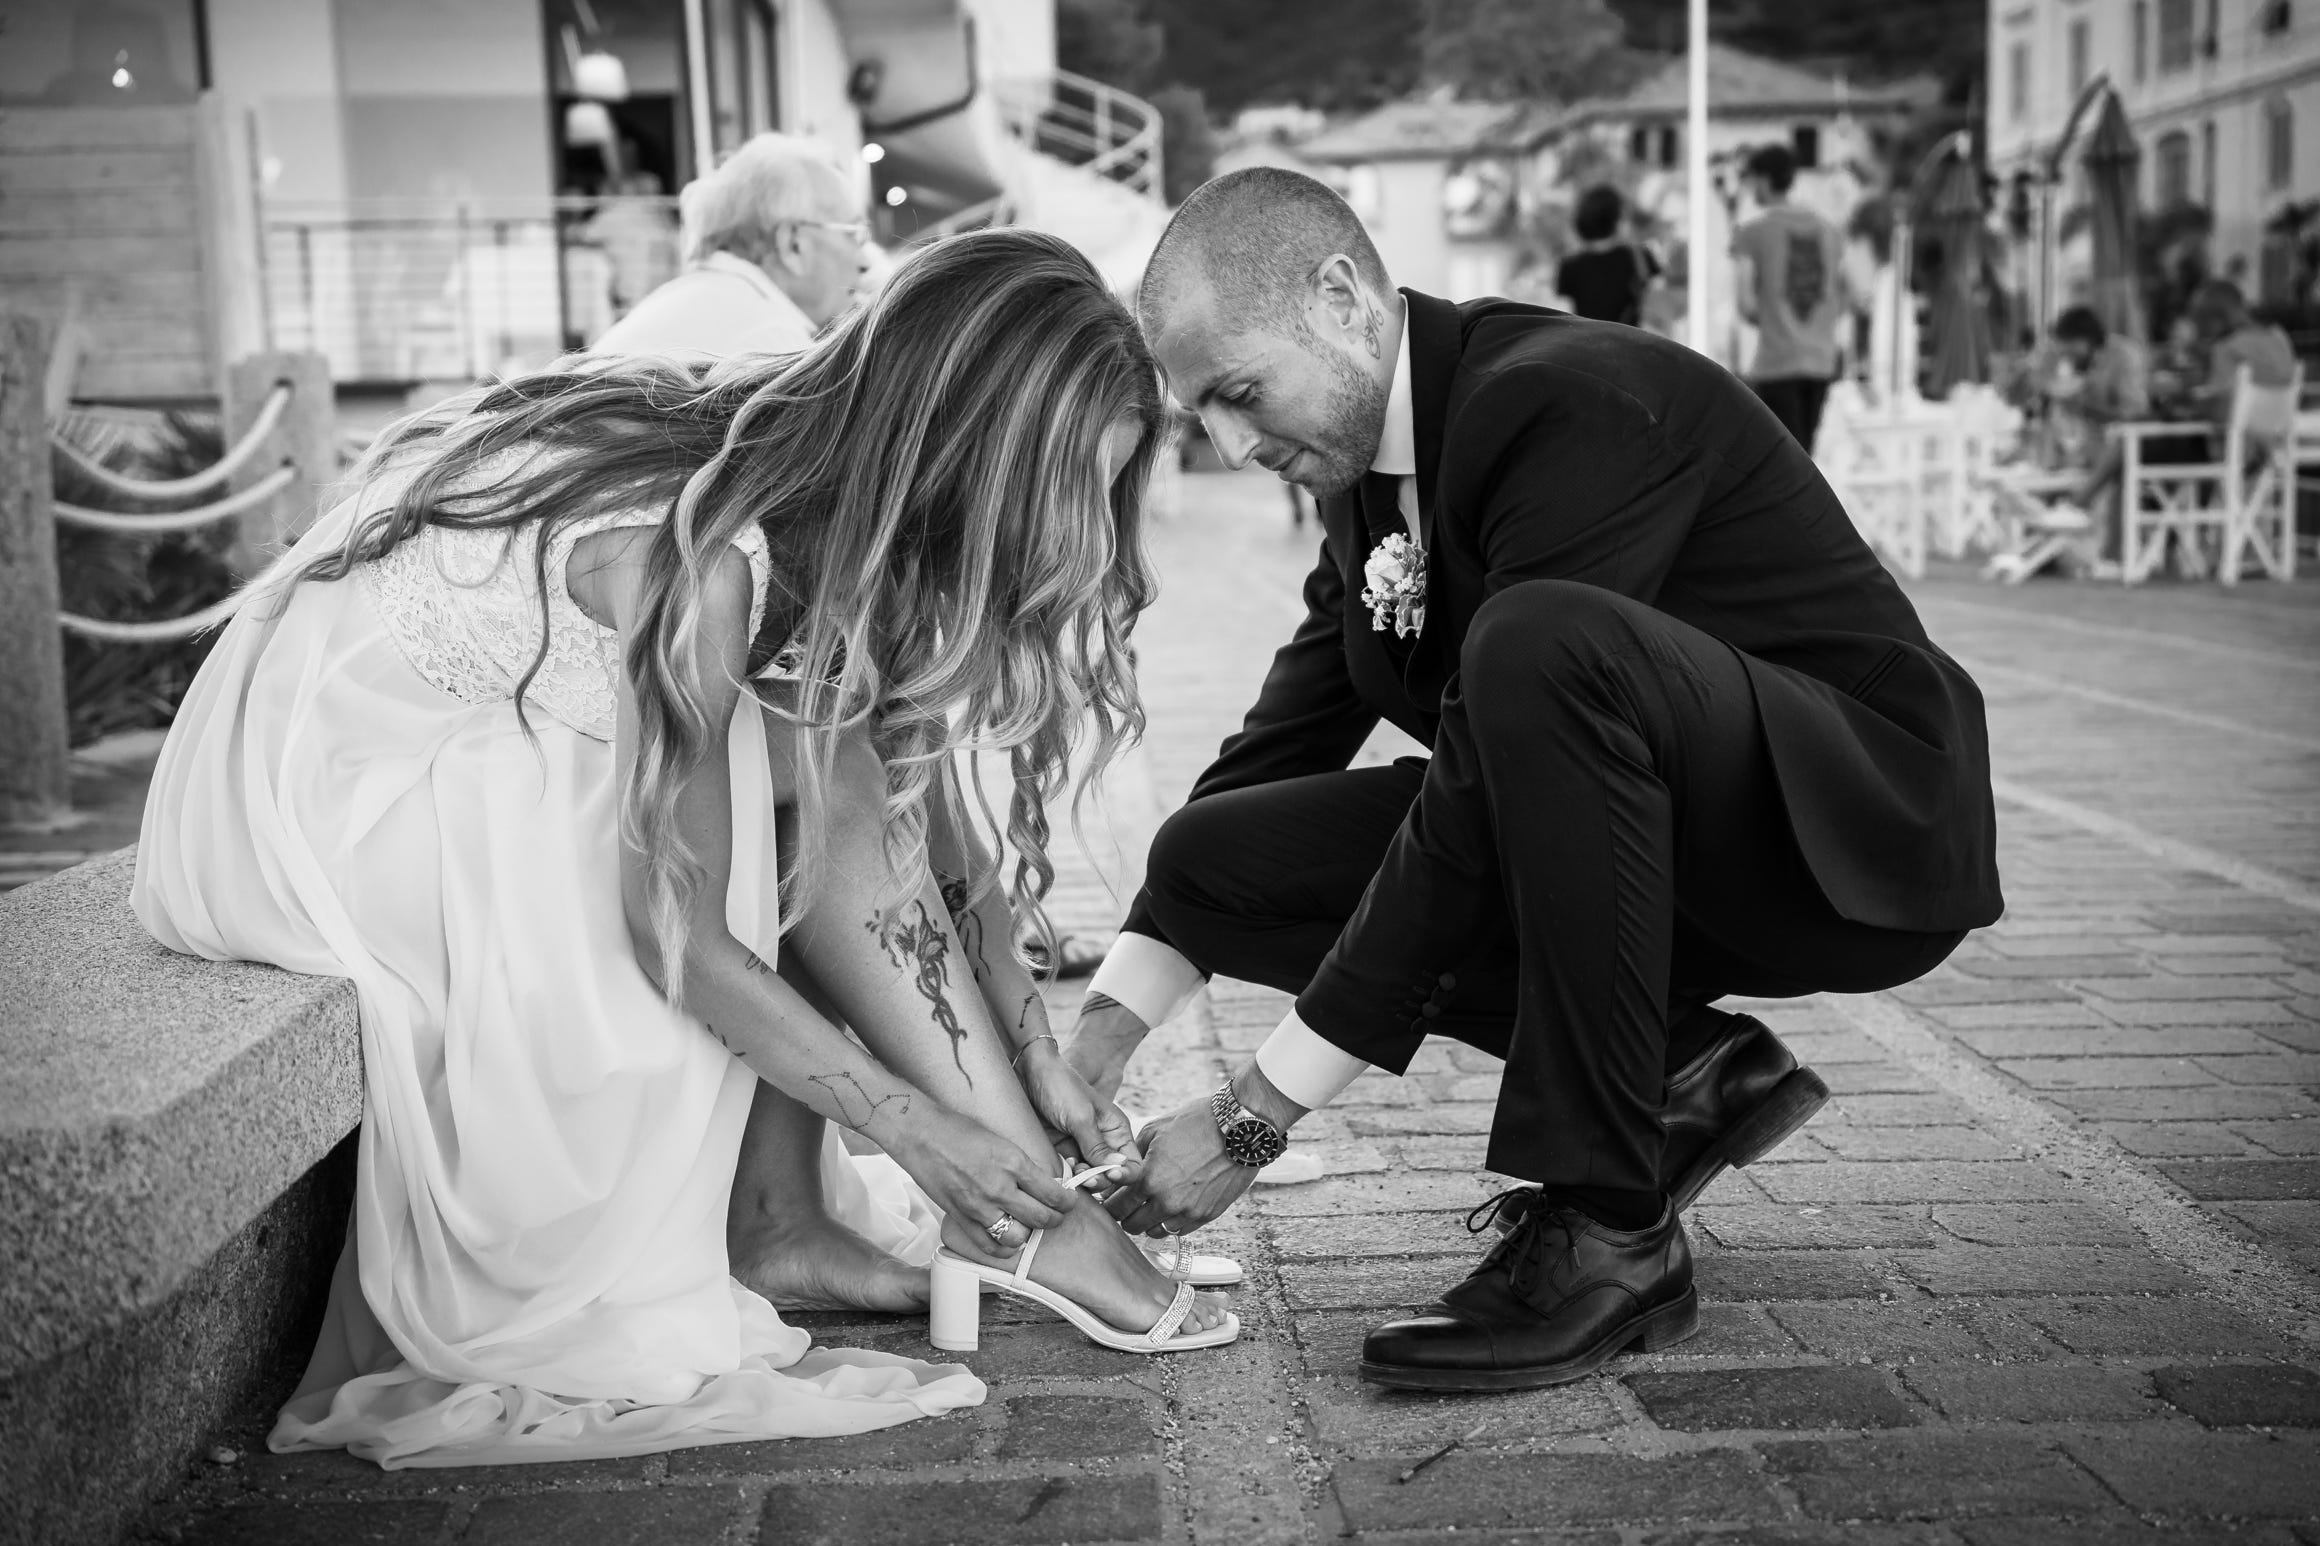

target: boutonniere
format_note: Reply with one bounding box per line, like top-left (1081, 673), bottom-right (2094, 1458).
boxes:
top-left (1360, 532), bottom-right (1427, 639)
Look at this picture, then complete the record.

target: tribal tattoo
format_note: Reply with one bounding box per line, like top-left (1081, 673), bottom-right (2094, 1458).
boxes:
top-left (936, 872), bottom-right (987, 982)
top-left (873, 900), bottom-right (970, 1080)
top-left (808, 1071), bottom-right (912, 1132)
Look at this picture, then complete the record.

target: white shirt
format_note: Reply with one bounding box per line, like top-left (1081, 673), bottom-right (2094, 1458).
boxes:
top-left (1087, 305), bottom-right (1419, 1112)
top-left (592, 251), bottom-right (817, 361)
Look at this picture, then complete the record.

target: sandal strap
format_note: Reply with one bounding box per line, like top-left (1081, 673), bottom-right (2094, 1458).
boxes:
top-left (1016, 1163), bottom-right (1125, 1289)
top-left (1145, 1280), bottom-right (1197, 1347)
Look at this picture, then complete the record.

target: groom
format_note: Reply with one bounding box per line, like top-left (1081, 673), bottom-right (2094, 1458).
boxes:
top-left (1071, 168), bottom-right (2002, 1391)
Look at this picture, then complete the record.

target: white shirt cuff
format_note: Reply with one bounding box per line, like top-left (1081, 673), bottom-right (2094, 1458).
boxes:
top-left (1086, 932), bottom-right (1206, 1030)
top-left (1253, 1008), bottom-right (1373, 1112)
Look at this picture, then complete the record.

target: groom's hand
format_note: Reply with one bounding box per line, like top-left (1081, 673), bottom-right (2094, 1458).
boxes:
top-left (1108, 1094), bottom-right (1254, 1236)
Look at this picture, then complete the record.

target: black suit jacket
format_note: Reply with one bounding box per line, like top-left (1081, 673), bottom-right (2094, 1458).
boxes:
top-left (1125, 293), bottom-right (2002, 1043)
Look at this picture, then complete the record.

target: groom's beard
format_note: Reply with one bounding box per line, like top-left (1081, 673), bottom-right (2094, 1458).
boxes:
top-left (1282, 341), bottom-right (1389, 499)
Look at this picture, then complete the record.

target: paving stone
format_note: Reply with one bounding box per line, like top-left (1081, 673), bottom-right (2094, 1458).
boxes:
top-left (1809, 1125), bottom-right (2020, 1162)
top-left (1930, 1204), bottom-right (2140, 1247)
top-left (1626, 1365), bottom-right (1923, 1431)
top-left (1293, 1140), bottom-right (1393, 1175)
top-left (1888, 1246), bottom-right (2195, 1298)
top-left (1267, 1209), bottom-right (1477, 1260)
top-left (2007, 1298), bottom-right (2289, 1358)
top-left (1330, 1451), bottom-right (1784, 1532)
top-left (2049, 1087), bottom-right (2317, 1122)
top-left (1760, 1434), bottom-right (2111, 1520)
top-left (1692, 1246), bottom-right (1895, 1301)
top-left (1625, 1302), bottom-right (1805, 1360)
top-left (1644, 1527), bottom-right (1957, 1546)
top-left (1953, 959), bottom-right (2152, 982)
top-left (2150, 1364), bottom-right (2320, 1428)
top-left (667, 1417), bottom-right (979, 1476)
top-left (2157, 1160), bottom-right (2320, 1201)
top-left (2065, 1431), bottom-right (2320, 1518)
top-left (757, 1474), bottom-right (1164, 1545)
top-left (2157, 955), bottom-right (2303, 976)
top-left (1749, 1162), bottom-right (2073, 1205)
top-left (998, 1394), bottom-right (1159, 1459)
top-left (1302, 1372), bottom-right (1623, 1449)
top-left (2258, 1021), bottom-right (2320, 1053)
top-left (2232, 1118), bottom-right (2320, 1155)
top-left (1823, 1093), bottom-right (1982, 1125)
top-left (2209, 1201), bottom-right (2320, 1271)
top-left (231, 1449), bottom-right (655, 1497)
top-left (1245, 1171), bottom-right (1500, 1217)
top-left (170, 1502), bottom-right (453, 1546)
top-left (1345, 1104), bottom-right (1499, 1137)
top-left (1959, 1522), bottom-right (2306, 1545)
top-left (1890, 977), bottom-right (2085, 1007)
top-left (1762, 1301), bottom-right (1988, 1363)
top-left (466, 1487), bottom-right (753, 1546)
top-left (2195, 1051), bottom-right (2320, 1083)
top-left (2099, 1121), bottom-right (2262, 1157)
top-left (1391, 1135), bottom-right (1513, 1170)
top-left (1281, 1255), bottom-right (1468, 1310)
top-left (1900, 1363), bottom-right (2166, 1423)
top-left (1996, 1057), bottom-right (2219, 1090)
top-left (1777, 1030), bottom-right (1892, 1064)
top-left (1817, 1063), bottom-right (1941, 1095)
top-left (1692, 1203), bottom-right (1941, 1250)
top-left (2075, 976), bottom-right (2294, 1002)
top-left (1959, 1027), bottom-right (2281, 1059)
top-left (1980, 936), bottom-right (2147, 959)
top-left (860, 1322), bottom-right (1149, 1380)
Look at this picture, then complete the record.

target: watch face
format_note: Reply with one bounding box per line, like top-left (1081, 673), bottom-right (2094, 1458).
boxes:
top-left (1222, 1116), bottom-right (1288, 1167)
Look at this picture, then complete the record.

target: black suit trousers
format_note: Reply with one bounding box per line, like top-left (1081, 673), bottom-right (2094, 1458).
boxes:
top-left (1143, 580), bottom-right (1964, 1194)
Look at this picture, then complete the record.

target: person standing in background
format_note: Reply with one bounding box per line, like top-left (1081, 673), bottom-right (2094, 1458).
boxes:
top-left (1554, 185), bottom-right (1662, 327)
top-left (1731, 145), bottom-right (1850, 452)
top-left (594, 133), bottom-right (869, 361)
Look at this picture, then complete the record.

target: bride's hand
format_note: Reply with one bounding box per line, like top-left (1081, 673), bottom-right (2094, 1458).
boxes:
top-left (886, 1106), bottom-right (1078, 1242)
top-left (1017, 1036), bottom-right (1143, 1179)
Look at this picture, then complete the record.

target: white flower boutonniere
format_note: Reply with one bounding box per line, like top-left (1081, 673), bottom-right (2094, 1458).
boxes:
top-left (1360, 532), bottom-right (1427, 639)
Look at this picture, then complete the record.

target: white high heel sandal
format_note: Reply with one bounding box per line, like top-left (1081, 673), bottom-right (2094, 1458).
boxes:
top-left (928, 1169), bottom-right (1241, 1354)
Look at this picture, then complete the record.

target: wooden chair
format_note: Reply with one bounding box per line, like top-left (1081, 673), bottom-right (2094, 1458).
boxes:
top-left (2113, 365), bottom-right (2302, 584)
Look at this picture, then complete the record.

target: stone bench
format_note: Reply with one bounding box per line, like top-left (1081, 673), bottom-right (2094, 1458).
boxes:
top-left (0, 848), bottom-right (360, 1546)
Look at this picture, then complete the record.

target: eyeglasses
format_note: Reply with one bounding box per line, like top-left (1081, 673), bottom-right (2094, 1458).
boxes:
top-left (793, 218), bottom-right (869, 244)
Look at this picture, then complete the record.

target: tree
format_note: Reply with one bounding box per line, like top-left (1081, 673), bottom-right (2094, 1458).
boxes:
top-left (1148, 83), bottom-right (1218, 203)
top-left (1058, 0), bottom-right (1165, 93)
top-left (1420, 0), bottom-right (1637, 102)
top-left (1152, 0), bottom-right (1424, 115)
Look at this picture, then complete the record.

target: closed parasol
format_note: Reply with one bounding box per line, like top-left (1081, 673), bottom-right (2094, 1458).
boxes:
top-left (1920, 142), bottom-right (1993, 396)
top-left (2084, 91), bottom-right (2144, 342)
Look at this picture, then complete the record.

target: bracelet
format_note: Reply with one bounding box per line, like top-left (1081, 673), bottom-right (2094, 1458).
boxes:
top-left (1010, 1033), bottom-right (1058, 1071)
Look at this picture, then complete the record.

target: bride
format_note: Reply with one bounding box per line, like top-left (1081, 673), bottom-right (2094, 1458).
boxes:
top-left (132, 228), bottom-right (1232, 1470)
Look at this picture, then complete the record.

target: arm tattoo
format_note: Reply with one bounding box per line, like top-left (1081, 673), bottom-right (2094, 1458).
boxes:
top-left (702, 1021), bottom-right (744, 1059)
top-left (1081, 991), bottom-right (1125, 1018)
top-left (872, 900), bottom-right (971, 1080)
top-left (809, 1071), bottom-right (912, 1132)
top-left (742, 950), bottom-right (774, 976)
top-left (1016, 993), bottom-right (1038, 1035)
top-left (936, 872), bottom-right (987, 982)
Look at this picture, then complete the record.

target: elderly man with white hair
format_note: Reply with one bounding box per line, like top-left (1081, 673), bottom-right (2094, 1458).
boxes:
top-left (594, 132), bottom-right (869, 359)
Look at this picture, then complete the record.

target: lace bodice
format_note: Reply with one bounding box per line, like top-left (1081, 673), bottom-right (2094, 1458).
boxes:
top-left (357, 464), bottom-right (770, 742)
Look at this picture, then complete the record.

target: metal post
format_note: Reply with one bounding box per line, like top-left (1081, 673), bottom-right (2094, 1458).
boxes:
top-left (0, 311), bottom-right (73, 827)
top-left (222, 351), bottom-right (336, 578)
top-left (1684, 0), bottom-right (1711, 356)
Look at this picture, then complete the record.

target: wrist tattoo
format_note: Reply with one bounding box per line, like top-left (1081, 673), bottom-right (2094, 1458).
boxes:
top-left (1082, 991), bottom-right (1124, 1019)
top-left (741, 949), bottom-right (774, 977)
top-left (809, 1070), bottom-right (912, 1131)
top-left (936, 872), bottom-right (987, 982)
top-left (873, 900), bottom-right (970, 1081)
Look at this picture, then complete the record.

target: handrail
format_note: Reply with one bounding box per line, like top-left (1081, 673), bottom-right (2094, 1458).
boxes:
top-left (54, 465), bottom-right (296, 535)
top-left (49, 383), bottom-right (292, 500)
top-left (996, 70), bottom-right (1164, 203)
top-left (59, 595), bottom-right (242, 643)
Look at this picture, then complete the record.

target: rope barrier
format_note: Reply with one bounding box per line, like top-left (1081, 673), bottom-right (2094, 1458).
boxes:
top-left (47, 382), bottom-right (293, 500)
top-left (53, 465), bottom-right (296, 535)
top-left (59, 595), bottom-right (243, 644)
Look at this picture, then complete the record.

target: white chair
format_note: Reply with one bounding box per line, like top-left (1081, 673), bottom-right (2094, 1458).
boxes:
top-left (2114, 365), bottom-right (2303, 585)
top-left (1980, 466), bottom-right (2094, 584)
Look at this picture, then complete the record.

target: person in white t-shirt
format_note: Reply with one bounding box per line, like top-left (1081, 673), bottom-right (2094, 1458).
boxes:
top-left (594, 133), bottom-right (870, 361)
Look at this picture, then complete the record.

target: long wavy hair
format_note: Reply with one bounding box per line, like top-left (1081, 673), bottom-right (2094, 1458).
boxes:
top-left (270, 228), bottom-right (1165, 1003)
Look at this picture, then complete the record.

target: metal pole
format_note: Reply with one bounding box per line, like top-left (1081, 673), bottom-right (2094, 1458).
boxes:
top-left (682, 0), bottom-right (716, 178)
top-left (1685, 0), bottom-right (1711, 356)
top-left (0, 311), bottom-right (73, 828)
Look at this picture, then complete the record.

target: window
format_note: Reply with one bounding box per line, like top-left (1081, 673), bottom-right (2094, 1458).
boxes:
top-left (2266, 97), bottom-right (2294, 190)
top-left (2158, 0), bottom-right (2196, 70)
top-left (2135, 0), bottom-right (2150, 80)
top-left (741, 0), bottom-right (781, 137)
top-left (2008, 41), bottom-right (2030, 122)
top-left (1630, 125), bottom-right (1651, 162)
top-left (2069, 18), bottom-right (2091, 95)
top-left (2201, 118), bottom-right (2217, 202)
top-left (2260, 0), bottom-right (2294, 37)
top-left (2156, 128), bottom-right (2193, 205)
top-left (1792, 124), bottom-right (1820, 168)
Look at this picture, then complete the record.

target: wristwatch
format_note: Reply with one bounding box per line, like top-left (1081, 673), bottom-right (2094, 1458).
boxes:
top-left (1211, 1081), bottom-right (1290, 1168)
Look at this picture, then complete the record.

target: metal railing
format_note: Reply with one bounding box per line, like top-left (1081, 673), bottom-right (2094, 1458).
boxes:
top-left (994, 69), bottom-right (1165, 203)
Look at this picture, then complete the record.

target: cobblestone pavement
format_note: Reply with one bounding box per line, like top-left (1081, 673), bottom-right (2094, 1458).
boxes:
top-left (140, 468), bottom-right (2320, 1544)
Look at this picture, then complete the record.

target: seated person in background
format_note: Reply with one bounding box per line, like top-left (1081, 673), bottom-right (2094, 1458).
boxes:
top-left (2046, 306), bottom-right (2149, 558)
top-left (2187, 278), bottom-right (2298, 424)
top-left (2147, 313), bottom-right (2207, 417)
top-left (1554, 185), bottom-right (1662, 327)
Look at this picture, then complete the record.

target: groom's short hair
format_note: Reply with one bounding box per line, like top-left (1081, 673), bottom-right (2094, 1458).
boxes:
top-left (1139, 168), bottom-right (1392, 334)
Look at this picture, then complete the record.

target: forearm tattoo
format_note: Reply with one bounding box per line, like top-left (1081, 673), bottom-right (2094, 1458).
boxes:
top-left (809, 1070), bottom-right (912, 1132)
top-left (1081, 991), bottom-right (1125, 1018)
top-left (742, 949), bottom-right (773, 976)
top-left (873, 900), bottom-right (970, 1080)
top-left (703, 1021), bottom-right (744, 1058)
top-left (936, 872), bottom-right (987, 982)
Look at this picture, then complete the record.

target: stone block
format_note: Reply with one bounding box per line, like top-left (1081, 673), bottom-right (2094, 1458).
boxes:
top-left (465, 1486), bottom-right (753, 1546)
top-left (1888, 978), bottom-right (2082, 1007)
top-left (1692, 1246), bottom-right (1894, 1301)
top-left (1302, 1371), bottom-right (1622, 1450)
top-left (1330, 1451), bottom-right (1783, 1532)
top-left (2157, 1160), bottom-right (2320, 1201)
top-left (1759, 1434), bottom-right (2111, 1521)
top-left (1958, 1027), bottom-right (2279, 1059)
top-left (1268, 1210), bottom-right (1476, 1261)
top-left (2210, 1202), bottom-right (2320, 1272)
top-left (1995, 1057), bottom-right (2217, 1090)
top-left (1959, 1521), bottom-right (2304, 1546)
top-left (2008, 1298), bottom-right (2289, 1358)
top-left (1953, 958), bottom-right (2149, 982)
top-left (1691, 1203), bottom-right (1940, 1250)
top-left (1764, 1302), bottom-right (1989, 1363)
top-left (1823, 1094), bottom-right (1981, 1126)
top-left (2097, 1121), bottom-right (2259, 1158)
top-left (1623, 1302), bottom-right (1802, 1360)
top-left (1930, 1204), bottom-right (2139, 1248)
top-left (758, 1473), bottom-right (1164, 1545)
top-left (1245, 1171), bottom-right (1499, 1217)
top-left (2150, 1363), bottom-right (2320, 1428)
top-left (2075, 976), bottom-right (2292, 1001)
top-left (1290, 1140), bottom-right (1391, 1175)
top-left (1818, 1063), bottom-right (1939, 1096)
top-left (167, 1501), bottom-right (451, 1546)
top-left (2049, 1088), bottom-right (2313, 1122)
top-left (2196, 1052), bottom-right (2320, 1083)
top-left (1888, 1246), bottom-right (2194, 1298)
top-left (2163, 955), bottom-right (2301, 976)
top-left (2065, 1430), bottom-right (2320, 1518)
top-left (666, 1414), bottom-right (979, 1475)
top-left (1626, 1365), bottom-right (1923, 1431)
top-left (1980, 935), bottom-right (2145, 959)
top-left (1346, 1104), bottom-right (1498, 1137)
top-left (1900, 1363), bottom-right (2164, 1423)
top-left (1749, 1162), bottom-right (2072, 1206)
top-left (1809, 1126), bottom-right (2019, 1162)
top-left (1388, 1136), bottom-right (1499, 1170)
top-left (858, 1322), bottom-right (1146, 1380)
top-left (1281, 1255), bottom-right (1465, 1311)
top-left (998, 1394), bottom-right (1159, 1459)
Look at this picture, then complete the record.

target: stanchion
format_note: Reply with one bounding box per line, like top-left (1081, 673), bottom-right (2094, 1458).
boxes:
top-left (0, 311), bottom-right (73, 826)
top-left (222, 351), bottom-right (335, 578)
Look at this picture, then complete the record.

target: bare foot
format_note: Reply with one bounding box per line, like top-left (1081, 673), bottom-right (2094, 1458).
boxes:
top-left (734, 1214), bottom-right (930, 1314)
top-left (941, 1195), bottom-right (1229, 1337)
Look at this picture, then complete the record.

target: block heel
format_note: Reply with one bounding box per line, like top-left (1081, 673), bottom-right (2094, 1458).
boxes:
top-left (928, 1255), bottom-right (982, 1352)
top-left (1722, 1066), bottom-right (1831, 1169)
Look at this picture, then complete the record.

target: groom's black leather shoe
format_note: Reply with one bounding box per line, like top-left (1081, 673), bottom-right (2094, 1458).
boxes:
top-left (1359, 1193), bottom-right (1698, 1391)
top-left (1661, 1013), bottom-right (1830, 1212)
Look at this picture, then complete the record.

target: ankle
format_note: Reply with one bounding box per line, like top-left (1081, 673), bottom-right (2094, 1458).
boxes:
top-left (1557, 1186), bottom-right (1665, 1233)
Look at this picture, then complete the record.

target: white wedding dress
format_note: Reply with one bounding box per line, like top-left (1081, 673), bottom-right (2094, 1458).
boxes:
top-left (133, 450), bottom-right (984, 1467)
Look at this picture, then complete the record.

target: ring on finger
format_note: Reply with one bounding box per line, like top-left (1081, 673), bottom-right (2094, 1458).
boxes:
top-left (985, 1212), bottom-right (1019, 1243)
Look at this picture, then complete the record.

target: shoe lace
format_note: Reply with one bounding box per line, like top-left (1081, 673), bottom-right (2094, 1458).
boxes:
top-left (1463, 1186), bottom-right (1535, 1237)
top-left (1466, 1187), bottom-right (1580, 1299)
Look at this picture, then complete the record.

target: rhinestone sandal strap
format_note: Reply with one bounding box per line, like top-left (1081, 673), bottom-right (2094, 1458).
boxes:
top-left (1145, 1281), bottom-right (1197, 1347)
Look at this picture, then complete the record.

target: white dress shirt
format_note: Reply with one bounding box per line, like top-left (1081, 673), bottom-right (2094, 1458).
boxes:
top-left (592, 251), bottom-right (817, 361)
top-left (1087, 303), bottom-right (1419, 1113)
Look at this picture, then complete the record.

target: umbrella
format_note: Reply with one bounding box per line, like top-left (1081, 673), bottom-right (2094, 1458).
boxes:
top-left (2083, 90), bottom-right (2144, 342)
top-left (1919, 144), bottom-right (1993, 396)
